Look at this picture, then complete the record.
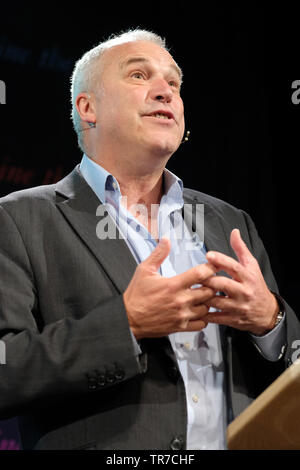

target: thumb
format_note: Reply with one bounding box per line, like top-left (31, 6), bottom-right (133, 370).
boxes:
top-left (143, 237), bottom-right (171, 272)
top-left (230, 228), bottom-right (252, 266)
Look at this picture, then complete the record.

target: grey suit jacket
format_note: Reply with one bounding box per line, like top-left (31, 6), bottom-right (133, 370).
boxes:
top-left (0, 165), bottom-right (299, 450)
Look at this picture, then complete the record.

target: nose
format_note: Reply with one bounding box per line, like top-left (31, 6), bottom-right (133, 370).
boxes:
top-left (149, 78), bottom-right (173, 103)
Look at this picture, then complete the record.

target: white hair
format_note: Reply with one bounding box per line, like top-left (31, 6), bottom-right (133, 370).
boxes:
top-left (70, 29), bottom-right (168, 152)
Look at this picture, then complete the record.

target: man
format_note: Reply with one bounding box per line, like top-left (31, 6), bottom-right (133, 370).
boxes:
top-left (0, 29), bottom-right (299, 450)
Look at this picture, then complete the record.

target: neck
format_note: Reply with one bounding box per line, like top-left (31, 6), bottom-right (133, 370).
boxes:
top-left (85, 147), bottom-right (171, 242)
top-left (118, 171), bottom-right (164, 209)
top-left (86, 147), bottom-right (169, 206)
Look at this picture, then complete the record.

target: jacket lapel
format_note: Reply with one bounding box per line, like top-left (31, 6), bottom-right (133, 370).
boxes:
top-left (55, 165), bottom-right (137, 294)
top-left (182, 190), bottom-right (234, 262)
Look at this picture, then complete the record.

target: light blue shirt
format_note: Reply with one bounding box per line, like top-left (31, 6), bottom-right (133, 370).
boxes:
top-left (80, 153), bottom-right (286, 450)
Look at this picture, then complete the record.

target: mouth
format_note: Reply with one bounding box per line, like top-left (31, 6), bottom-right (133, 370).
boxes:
top-left (143, 110), bottom-right (175, 121)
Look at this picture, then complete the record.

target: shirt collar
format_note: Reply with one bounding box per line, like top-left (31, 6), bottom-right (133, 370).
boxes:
top-left (80, 153), bottom-right (120, 204)
top-left (79, 153), bottom-right (183, 205)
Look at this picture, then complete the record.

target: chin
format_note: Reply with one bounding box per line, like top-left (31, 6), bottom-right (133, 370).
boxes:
top-left (147, 136), bottom-right (180, 158)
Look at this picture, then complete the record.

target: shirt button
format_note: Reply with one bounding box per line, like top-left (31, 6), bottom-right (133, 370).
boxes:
top-left (184, 342), bottom-right (190, 350)
top-left (169, 437), bottom-right (184, 450)
top-left (112, 181), bottom-right (117, 190)
top-left (192, 394), bottom-right (199, 403)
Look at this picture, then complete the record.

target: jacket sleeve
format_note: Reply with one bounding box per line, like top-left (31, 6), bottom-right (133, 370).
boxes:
top-left (240, 210), bottom-right (300, 368)
top-left (0, 204), bottom-right (145, 420)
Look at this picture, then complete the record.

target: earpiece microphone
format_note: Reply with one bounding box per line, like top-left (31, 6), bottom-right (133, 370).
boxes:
top-left (78, 122), bottom-right (96, 133)
top-left (181, 130), bottom-right (190, 144)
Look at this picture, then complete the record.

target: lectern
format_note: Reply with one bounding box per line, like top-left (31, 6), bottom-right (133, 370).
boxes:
top-left (227, 359), bottom-right (300, 449)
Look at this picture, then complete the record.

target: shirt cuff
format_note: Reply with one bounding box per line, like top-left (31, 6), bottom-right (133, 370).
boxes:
top-left (129, 329), bottom-right (148, 373)
top-left (250, 312), bottom-right (287, 362)
top-left (129, 328), bottom-right (142, 356)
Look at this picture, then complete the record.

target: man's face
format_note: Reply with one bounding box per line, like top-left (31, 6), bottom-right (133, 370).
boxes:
top-left (93, 41), bottom-right (185, 159)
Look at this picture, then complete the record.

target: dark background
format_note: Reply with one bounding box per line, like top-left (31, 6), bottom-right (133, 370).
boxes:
top-left (0, 2), bottom-right (299, 450)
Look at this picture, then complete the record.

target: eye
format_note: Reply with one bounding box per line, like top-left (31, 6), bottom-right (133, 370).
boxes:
top-left (131, 71), bottom-right (146, 80)
top-left (169, 80), bottom-right (180, 90)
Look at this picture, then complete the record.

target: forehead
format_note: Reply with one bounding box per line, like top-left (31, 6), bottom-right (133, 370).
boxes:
top-left (100, 41), bottom-right (182, 79)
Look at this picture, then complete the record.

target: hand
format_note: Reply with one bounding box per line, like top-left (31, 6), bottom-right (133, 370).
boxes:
top-left (201, 229), bottom-right (279, 336)
top-left (123, 237), bottom-right (217, 339)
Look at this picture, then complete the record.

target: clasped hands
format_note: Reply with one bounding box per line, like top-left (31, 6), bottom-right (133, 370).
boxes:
top-left (123, 229), bottom-right (279, 340)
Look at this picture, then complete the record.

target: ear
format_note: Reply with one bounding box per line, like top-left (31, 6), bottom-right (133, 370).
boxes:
top-left (75, 92), bottom-right (96, 125)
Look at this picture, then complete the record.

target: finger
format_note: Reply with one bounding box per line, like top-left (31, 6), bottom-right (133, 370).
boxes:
top-left (202, 309), bottom-right (251, 330)
top-left (205, 251), bottom-right (245, 282)
top-left (202, 311), bottom-right (233, 326)
top-left (172, 262), bottom-right (217, 290)
top-left (176, 303), bottom-right (210, 329)
top-left (142, 237), bottom-right (171, 272)
top-left (188, 286), bottom-right (216, 305)
top-left (184, 319), bottom-right (208, 332)
top-left (189, 303), bottom-right (210, 318)
top-left (205, 295), bottom-right (237, 312)
top-left (201, 275), bottom-right (243, 298)
top-left (230, 229), bottom-right (253, 267)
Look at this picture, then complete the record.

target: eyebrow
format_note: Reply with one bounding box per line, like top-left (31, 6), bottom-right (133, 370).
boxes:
top-left (120, 56), bottom-right (183, 82)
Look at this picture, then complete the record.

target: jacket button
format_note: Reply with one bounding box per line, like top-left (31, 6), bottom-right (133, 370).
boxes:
top-left (115, 369), bottom-right (125, 381)
top-left (169, 437), bottom-right (184, 450)
top-left (106, 372), bottom-right (116, 384)
top-left (287, 357), bottom-right (293, 367)
top-left (97, 374), bottom-right (106, 387)
top-left (87, 378), bottom-right (98, 390)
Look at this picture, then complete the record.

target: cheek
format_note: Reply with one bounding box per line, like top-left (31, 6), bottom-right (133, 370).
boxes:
top-left (102, 88), bottom-right (142, 127)
top-left (96, 94), bottom-right (125, 131)
top-left (178, 100), bottom-right (185, 126)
